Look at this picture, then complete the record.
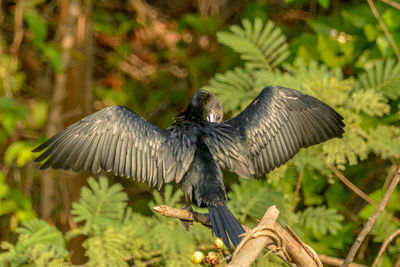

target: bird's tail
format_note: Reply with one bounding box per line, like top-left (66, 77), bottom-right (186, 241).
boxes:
top-left (208, 206), bottom-right (244, 248)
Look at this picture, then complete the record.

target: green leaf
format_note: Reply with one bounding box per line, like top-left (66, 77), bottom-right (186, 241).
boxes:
top-left (0, 98), bottom-right (28, 135)
top-left (0, 98), bottom-right (16, 112)
top-left (217, 18), bottom-right (289, 71)
top-left (358, 58), bottom-right (400, 100)
top-left (347, 89), bottom-right (389, 117)
top-left (317, 0), bottom-right (330, 9)
top-left (29, 101), bottom-right (48, 129)
top-left (71, 177), bottom-right (128, 234)
top-left (307, 17), bottom-right (340, 35)
top-left (0, 219), bottom-right (67, 265)
top-left (84, 226), bottom-right (135, 267)
top-left (24, 12), bottom-right (48, 45)
top-left (382, 9), bottom-right (400, 31)
top-left (364, 24), bottom-right (377, 42)
top-left (359, 207), bottom-right (397, 242)
top-left (377, 35), bottom-right (390, 57)
top-left (4, 141), bottom-right (35, 167)
top-left (341, 5), bottom-right (376, 30)
top-left (42, 44), bottom-right (64, 73)
top-left (228, 179), bottom-right (298, 226)
top-left (316, 34), bottom-right (354, 68)
top-left (299, 206), bottom-right (344, 239)
top-left (368, 125), bottom-right (400, 159)
top-left (180, 13), bottom-right (218, 35)
top-left (254, 69), bottom-right (299, 90)
top-left (151, 184), bottom-right (183, 208)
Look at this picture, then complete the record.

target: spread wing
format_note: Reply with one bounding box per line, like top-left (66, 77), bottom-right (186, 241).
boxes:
top-left (33, 106), bottom-right (195, 189)
top-left (204, 86), bottom-right (345, 178)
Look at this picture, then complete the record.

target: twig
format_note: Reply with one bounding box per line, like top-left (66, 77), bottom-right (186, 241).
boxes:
top-left (371, 228), bottom-right (400, 267)
top-left (379, 0), bottom-right (400, 10)
top-left (341, 168), bottom-right (400, 267)
top-left (152, 205), bottom-right (210, 226)
top-left (328, 163), bottom-right (400, 225)
top-left (383, 161), bottom-right (398, 189)
top-left (367, 0), bottom-right (400, 61)
top-left (319, 255), bottom-right (367, 267)
top-left (292, 169), bottom-right (304, 208)
top-left (154, 205), bottom-right (323, 267)
top-left (10, 0), bottom-right (23, 56)
top-left (328, 163), bottom-right (377, 206)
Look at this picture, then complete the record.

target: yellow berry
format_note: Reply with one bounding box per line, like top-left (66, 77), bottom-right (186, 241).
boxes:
top-left (207, 251), bottom-right (218, 261)
top-left (214, 238), bottom-right (224, 249)
top-left (191, 251), bottom-right (204, 264)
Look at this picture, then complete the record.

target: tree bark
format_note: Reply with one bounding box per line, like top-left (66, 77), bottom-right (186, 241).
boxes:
top-left (40, 0), bottom-right (78, 222)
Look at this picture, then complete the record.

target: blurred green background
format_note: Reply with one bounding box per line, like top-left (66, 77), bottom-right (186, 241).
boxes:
top-left (0, 0), bottom-right (400, 266)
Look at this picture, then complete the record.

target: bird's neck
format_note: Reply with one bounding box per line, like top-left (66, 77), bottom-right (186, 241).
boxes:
top-left (173, 106), bottom-right (204, 124)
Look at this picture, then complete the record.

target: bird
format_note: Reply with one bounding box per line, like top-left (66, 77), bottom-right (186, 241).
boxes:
top-left (32, 85), bottom-right (345, 248)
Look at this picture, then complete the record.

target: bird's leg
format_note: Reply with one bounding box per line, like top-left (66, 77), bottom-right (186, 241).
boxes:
top-left (180, 202), bottom-right (194, 231)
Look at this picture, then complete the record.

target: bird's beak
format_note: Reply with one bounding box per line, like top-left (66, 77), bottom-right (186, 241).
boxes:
top-left (207, 113), bottom-right (217, 122)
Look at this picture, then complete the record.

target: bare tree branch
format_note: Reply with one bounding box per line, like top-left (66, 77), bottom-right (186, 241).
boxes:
top-left (367, 0), bottom-right (400, 61)
top-left (292, 169), bottom-right (304, 208)
top-left (341, 168), bottom-right (400, 267)
top-left (379, 0), bottom-right (400, 10)
top-left (372, 228), bottom-right (400, 267)
top-left (328, 163), bottom-right (400, 225)
top-left (152, 205), bottom-right (210, 226)
top-left (153, 205), bottom-right (323, 267)
top-left (319, 255), bottom-right (367, 267)
top-left (10, 0), bottom-right (23, 57)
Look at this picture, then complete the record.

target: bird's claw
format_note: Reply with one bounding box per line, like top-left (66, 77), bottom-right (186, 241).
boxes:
top-left (180, 204), bottom-right (194, 231)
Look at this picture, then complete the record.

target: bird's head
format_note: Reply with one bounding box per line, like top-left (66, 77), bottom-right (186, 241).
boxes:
top-left (190, 90), bottom-right (223, 123)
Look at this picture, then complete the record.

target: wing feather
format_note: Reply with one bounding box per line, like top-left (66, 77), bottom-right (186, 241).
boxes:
top-left (33, 105), bottom-right (195, 188)
top-left (203, 86), bottom-right (344, 178)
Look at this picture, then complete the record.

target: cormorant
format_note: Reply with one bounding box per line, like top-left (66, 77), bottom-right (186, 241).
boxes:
top-left (33, 86), bottom-right (345, 248)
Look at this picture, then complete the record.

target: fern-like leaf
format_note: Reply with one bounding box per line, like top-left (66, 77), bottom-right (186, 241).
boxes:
top-left (299, 206), bottom-right (343, 239)
top-left (0, 219), bottom-right (67, 266)
top-left (347, 89), bottom-right (390, 117)
top-left (217, 18), bottom-right (290, 71)
top-left (254, 69), bottom-right (300, 90)
top-left (152, 223), bottom-right (197, 267)
top-left (84, 226), bottom-right (136, 267)
top-left (358, 58), bottom-right (400, 100)
top-left (151, 184), bottom-right (183, 208)
top-left (368, 125), bottom-right (400, 159)
top-left (201, 67), bottom-right (257, 113)
top-left (286, 60), bottom-right (354, 107)
top-left (71, 176), bottom-right (128, 234)
top-left (228, 179), bottom-right (298, 226)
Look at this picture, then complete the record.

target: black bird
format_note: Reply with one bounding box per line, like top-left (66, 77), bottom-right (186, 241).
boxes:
top-left (33, 86), bottom-right (345, 248)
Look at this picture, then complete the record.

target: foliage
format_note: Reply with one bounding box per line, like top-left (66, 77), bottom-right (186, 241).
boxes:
top-left (204, 18), bottom-right (400, 169)
top-left (299, 206), bottom-right (343, 238)
top-left (202, 14), bottom-right (400, 264)
top-left (0, 172), bottom-right (35, 231)
top-left (1, 0), bottom-right (400, 266)
top-left (71, 177), bottom-right (128, 234)
top-left (0, 219), bottom-right (67, 266)
top-left (0, 178), bottom-right (213, 267)
top-left (217, 18), bottom-right (290, 71)
top-left (228, 179), bottom-right (298, 226)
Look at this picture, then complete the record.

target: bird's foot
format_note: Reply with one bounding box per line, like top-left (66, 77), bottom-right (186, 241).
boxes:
top-left (180, 204), bottom-right (194, 231)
